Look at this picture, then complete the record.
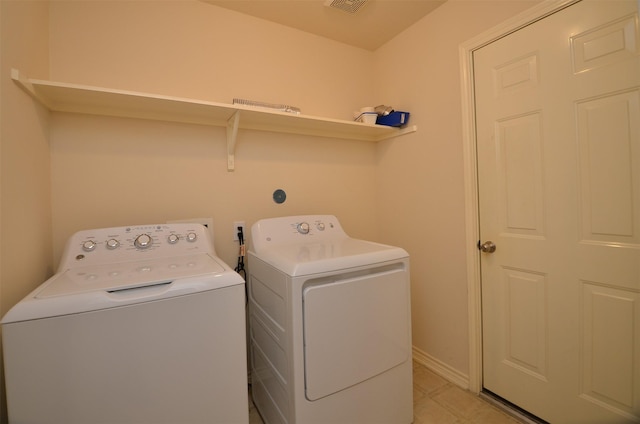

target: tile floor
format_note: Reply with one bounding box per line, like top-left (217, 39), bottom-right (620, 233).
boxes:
top-left (412, 361), bottom-right (524, 424)
top-left (248, 360), bottom-right (526, 424)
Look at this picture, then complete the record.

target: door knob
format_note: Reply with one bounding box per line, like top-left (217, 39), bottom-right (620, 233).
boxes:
top-left (479, 240), bottom-right (497, 253)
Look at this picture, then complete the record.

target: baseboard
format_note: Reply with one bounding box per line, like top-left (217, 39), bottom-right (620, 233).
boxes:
top-left (412, 346), bottom-right (470, 390)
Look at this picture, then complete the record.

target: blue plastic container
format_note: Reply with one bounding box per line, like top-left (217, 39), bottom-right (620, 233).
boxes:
top-left (376, 111), bottom-right (410, 127)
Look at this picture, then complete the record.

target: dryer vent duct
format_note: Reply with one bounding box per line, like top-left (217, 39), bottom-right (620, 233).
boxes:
top-left (324, 0), bottom-right (368, 14)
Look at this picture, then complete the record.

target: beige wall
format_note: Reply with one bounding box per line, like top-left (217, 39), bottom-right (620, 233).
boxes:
top-left (49, 114), bottom-right (379, 268)
top-left (374, 0), bottom-right (539, 376)
top-left (47, 0), bottom-right (380, 269)
top-left (0, 0), bottom-right (543, 421)
top-left (49, 0), bottom-right (375, 122)
top-left (0, 1), bottom-right (52, 422)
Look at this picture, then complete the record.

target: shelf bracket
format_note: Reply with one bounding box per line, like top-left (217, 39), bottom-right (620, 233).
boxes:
top-left (226, 111), bottom-right (241, 171)
top-left (11, 69), bottom-right (52, 109)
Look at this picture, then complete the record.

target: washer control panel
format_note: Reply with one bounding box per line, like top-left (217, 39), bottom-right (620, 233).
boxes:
top-left (60, 223), bottom-right (212, 269)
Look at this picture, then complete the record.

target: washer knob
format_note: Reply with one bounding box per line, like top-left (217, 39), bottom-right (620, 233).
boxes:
top-left (167, 234), bottom-right (179, 244)
top-left (297, 222), bottom-right (310, 234)
top-left (82, 240), bottom-right (97, 252)
top-left (316, 222), bottom-right (325, 231)
top-left (186, 232), bottom-right (197, 242)
top-left (106, 239), bottom-right (120, 250)
top-left (134, 234), bottom-right (153, 249)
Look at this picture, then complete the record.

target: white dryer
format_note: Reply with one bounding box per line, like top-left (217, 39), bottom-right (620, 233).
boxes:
top-left (2, 223), bottom-right (248, 424)
top-left (247, 215), bottom-right (413, 424)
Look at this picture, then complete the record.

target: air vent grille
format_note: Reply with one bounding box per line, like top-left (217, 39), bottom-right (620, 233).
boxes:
top-left (324, 0), bottom-right (368, 14)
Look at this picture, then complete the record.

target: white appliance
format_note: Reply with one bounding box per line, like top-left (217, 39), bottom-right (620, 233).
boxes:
top-left (1, 223), bottom-right (248, 424)
top-left (247, 215), bottom-right (413, 424)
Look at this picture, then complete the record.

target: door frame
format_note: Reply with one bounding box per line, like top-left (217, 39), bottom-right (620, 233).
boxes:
top-left (459, 0), bottom-right (581, 394)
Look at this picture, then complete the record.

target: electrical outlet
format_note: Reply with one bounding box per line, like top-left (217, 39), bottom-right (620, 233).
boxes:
top-left (233, 221), bottom-right (246, 241)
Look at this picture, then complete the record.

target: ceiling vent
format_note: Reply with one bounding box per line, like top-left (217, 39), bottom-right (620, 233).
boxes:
top-left (324, 0), bottom-right (368, 14)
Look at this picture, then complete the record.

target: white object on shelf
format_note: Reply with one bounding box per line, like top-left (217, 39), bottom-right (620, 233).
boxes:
top-left (232, 98), bottom-right (301, 114)
top-left (11, 69), bottom-right (417, 171)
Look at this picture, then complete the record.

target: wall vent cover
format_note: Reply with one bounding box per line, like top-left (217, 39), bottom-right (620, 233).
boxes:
top-left (324, 0), bottom-right (368, 14)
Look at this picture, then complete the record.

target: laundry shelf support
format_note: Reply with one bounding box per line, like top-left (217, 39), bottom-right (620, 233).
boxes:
top-left (11, 69), bottom-right (52, 109)
top-left (11, 69), bottom-right (417, 170)
top-left (227, 111), bottom-right (240, 171)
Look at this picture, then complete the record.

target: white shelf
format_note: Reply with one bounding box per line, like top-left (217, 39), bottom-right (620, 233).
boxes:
top-left (11, 69), bottom-right (417, 170)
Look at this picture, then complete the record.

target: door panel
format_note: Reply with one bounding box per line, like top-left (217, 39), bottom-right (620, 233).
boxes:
top-left (577, 90), bottom-right (640, 245)
top-left (501, 267), bottom-right (548, 380)
top-left (581, 284), bottom-right (640, 414)
top-left (496, 112), bottom-right (545, 237)
top-left (474, 1), bottom-right (640, 422)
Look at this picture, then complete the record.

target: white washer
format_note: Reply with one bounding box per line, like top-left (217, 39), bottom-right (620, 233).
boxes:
top-left (247, 215), bottom-right (413, 424)
top-left (1, 223), bottom-right (248, 424)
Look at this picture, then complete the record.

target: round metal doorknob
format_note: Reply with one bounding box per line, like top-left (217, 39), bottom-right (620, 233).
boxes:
top-left (480, 241), bottom-right (497, 253)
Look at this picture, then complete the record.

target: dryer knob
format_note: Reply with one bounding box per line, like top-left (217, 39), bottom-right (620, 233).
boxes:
top-left (167, 234), bottom-right (179, 244)
top-left (186, 232), bottom-right (198, 242)
top-left (297, 222), bottom-right (310, 234)
top-left (134, 234), bottom-right (153, 249)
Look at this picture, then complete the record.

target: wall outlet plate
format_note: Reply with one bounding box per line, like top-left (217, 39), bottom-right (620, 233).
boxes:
top-left (233, 221), bottom-right (246, 242)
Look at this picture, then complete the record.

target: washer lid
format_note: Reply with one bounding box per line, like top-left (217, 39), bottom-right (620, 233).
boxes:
top-left (38, 253), bottom-right (226, 298)
top-left (253, 238), bottom-right (408, 276)
top-left (1, 253), bottom-right (244, 323)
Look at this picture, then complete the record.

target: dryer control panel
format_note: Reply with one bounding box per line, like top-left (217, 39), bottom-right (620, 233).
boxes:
top-left (251, 215), bottom-right (347, 253)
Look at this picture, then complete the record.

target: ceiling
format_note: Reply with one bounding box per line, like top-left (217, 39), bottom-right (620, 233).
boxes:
top-left (202, 0), bottom-right (447, 51)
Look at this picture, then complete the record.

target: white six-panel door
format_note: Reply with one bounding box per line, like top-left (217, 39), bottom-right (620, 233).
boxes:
top-left (474, 1), bottom-right (639, 422)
